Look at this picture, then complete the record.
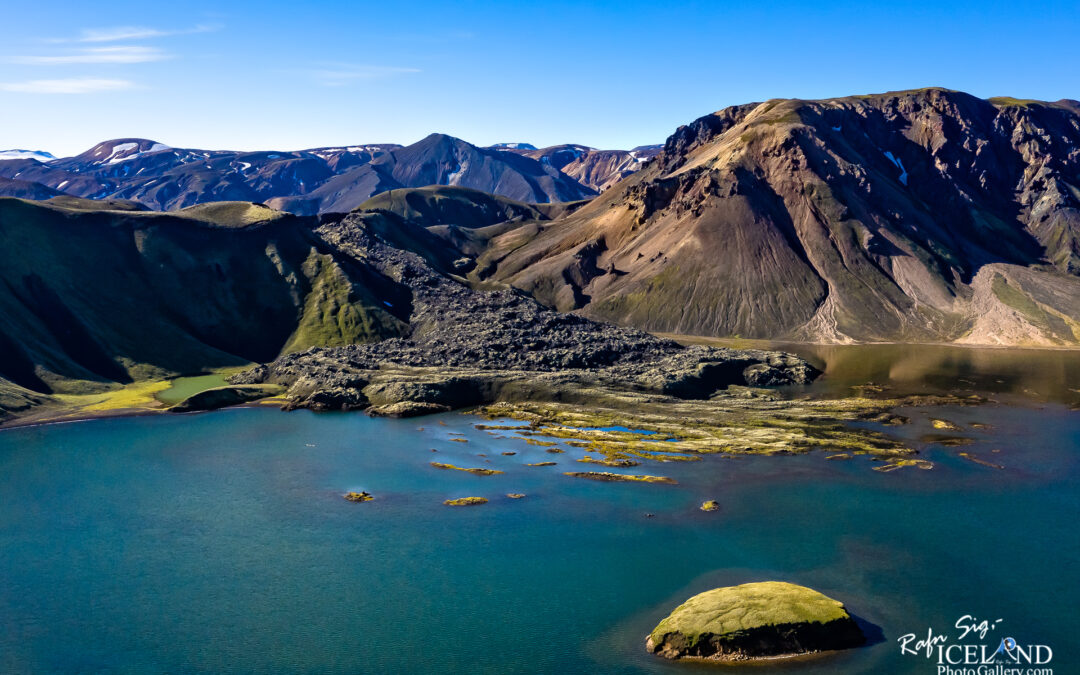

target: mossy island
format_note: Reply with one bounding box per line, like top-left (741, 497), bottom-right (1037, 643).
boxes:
top-left (646, 581), bottom-right (865, 661)
top-left (444, 497), bottom-right (488, 506)
top-left (430, 462), bottom-right (503, 476)
top-left (564, 471), bottom-right (677, 485)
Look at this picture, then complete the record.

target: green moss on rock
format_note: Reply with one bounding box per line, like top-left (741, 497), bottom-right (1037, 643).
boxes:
top-left (647, 581), bottom-right (865, 660)
top-left (444, 497), bottom-right (488, 506)
top-left (430, 462), bottom-right (503, 476)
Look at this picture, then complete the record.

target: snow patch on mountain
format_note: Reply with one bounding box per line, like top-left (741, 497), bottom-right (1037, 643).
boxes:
top-left (883, 151), bottom-right (909, 186)
top-left (0, 149), bottom-right (56, 162)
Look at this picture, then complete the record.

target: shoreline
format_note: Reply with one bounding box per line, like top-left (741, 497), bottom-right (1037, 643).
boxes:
top-left (651, 645), bottom-right (847, 666)
top-left (659, 333), bottom-right (1080, 353)
top-left (0, 399), bottom-right (284, 433)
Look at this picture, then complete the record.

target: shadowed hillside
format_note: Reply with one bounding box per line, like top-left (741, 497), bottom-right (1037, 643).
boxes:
top-left (0, 198), bottom-right (408, 395)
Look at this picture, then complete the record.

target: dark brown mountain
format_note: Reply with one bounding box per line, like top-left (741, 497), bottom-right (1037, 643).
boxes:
top-left (477, 89), bottom-right (1080, 346)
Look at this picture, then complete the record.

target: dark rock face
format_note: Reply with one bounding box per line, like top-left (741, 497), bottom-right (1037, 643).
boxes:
top-left (648, 619), bottom-right (867, 660)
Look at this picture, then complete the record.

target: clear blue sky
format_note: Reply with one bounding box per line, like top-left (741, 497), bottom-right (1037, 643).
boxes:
top-left (2, 0), bottom-right (1077, 157)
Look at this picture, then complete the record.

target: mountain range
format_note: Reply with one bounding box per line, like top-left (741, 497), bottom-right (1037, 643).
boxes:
top-left (0, 136), bottom-right (661, 213)
top-left (1, 86), bottom-right (1079, 415)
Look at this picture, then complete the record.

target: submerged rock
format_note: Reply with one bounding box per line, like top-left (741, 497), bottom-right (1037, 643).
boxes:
top-left (368, 401), bottom-right (450, 417)
top-left (430, 462), bottom-right (503, 476)
top-left (646, 581), bottom-right (865, 661)
top-left (563, 471), bottom-right (676, 485)
top-left (930, 418), bottom-right (963, 431)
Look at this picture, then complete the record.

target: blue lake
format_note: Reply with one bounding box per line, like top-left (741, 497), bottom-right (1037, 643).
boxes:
top-left (0, 403), bottom-right (1077, 674)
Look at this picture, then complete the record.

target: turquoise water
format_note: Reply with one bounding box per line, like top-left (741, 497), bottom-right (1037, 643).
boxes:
top-left (1, 405), bottom-right (1077, 674)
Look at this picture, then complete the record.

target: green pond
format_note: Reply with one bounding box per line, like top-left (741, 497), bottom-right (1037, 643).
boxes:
top-left (0, 344), bottom-right (1077, 674)
top-left (155, 374), bottom-right (232, 406)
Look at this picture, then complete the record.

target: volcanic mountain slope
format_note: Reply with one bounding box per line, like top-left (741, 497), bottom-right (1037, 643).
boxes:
top-left (479, 89), bottom-right (1080, 346)
top-left (0, 197), bottom-right (411, 396)
top-left (271, 134), bottom-right (596, 214)
top-left (497, 144), bottom-right (662, 191)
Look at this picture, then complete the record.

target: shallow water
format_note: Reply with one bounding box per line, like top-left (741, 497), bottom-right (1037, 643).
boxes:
top-left (1, 402), bottom-right (1076, 674)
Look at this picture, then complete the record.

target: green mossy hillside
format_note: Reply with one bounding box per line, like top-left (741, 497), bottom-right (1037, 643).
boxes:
top-left (0, 198), bottom-right (406, 399)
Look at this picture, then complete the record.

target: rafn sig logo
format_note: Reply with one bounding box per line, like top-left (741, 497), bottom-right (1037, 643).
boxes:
top-left (898, 615), bottom-right (1054, 674)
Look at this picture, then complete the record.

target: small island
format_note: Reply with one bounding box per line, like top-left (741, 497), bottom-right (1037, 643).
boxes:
top-left (646, 581), bottom-right (865, 661)
top-left (444, 497), bottom-right (488, 506)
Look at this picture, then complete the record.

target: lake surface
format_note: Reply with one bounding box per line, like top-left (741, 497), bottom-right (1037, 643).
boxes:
top-left (1, 393), bottom-right (1077, 673)
top-left (671, 336), bottom-right (1080, 406)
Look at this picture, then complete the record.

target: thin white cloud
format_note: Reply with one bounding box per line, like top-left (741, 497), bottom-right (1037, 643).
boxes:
top-left (47, 23), bottom-right (221, 43)
top-left (0, 78), bottom-right (135, 94)
top-left (12, 46), bottom-right (169, 65)
top-left (298, 63), bottom-right (421, 87)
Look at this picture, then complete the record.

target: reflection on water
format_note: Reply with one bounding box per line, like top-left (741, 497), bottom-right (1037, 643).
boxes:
top-left (668, 336), bottom-right (1080, 405)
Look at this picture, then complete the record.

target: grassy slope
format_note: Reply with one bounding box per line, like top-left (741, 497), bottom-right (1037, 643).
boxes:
top-left (0, 198), bottom-right (406, 401)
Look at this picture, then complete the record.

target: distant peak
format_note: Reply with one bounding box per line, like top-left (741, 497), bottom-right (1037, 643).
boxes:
top-left (0, 149), bottom-right (56, 162)
top-left (80, 139), bottom-right (172, 165)
top-left (420, 132), bottom-right (460, 143)
top-left (489, 142), bottom-right (537, 150)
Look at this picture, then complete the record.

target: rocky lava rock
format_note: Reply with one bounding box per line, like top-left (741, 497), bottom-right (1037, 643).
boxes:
top-left (232, 210), bottom-right (818, 413)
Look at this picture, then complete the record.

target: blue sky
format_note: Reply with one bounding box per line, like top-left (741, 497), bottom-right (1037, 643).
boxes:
top-left (1, 0), bottom-right (1078, 157)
